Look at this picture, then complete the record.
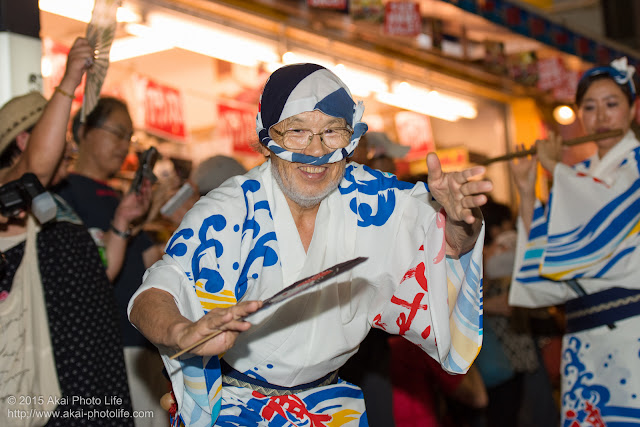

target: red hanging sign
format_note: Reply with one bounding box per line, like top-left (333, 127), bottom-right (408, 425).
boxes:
top-left (143, 79), bottom-right (186, 141)
top-left (536, 57), bottom-right (566, 91)
top-left (552, 69), bottom-right (580, 102)
top-left (384, 2), bottom-right (422, 36)
top-left (394, 111), bottom-right (435, 161)
top-left (217, 103), bottom-right (258, 154)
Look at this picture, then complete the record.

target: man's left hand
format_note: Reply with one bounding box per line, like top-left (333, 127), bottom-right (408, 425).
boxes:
top-left (426, 153), bottom-right (493, 224)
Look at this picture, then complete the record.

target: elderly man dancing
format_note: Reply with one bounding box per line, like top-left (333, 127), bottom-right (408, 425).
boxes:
top-left (129, 63), bottom-right (492, 426)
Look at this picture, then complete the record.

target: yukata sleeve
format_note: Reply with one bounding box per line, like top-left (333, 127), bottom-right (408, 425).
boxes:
top-left (510, 161), bottom-right (640, 309)
top-left (539, 163), bottom-right (640, 288)
top-left (372, 205), bottom-right (485, 375)
top-left (509, 199), bottom-right (576, 308)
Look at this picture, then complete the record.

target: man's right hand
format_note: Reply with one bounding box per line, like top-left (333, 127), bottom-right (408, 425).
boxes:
top-left (171, 300), bottom-right (262, 356)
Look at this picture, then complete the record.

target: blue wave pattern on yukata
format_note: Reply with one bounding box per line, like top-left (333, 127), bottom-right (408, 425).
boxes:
top-left (562, 336), bottom-right (640, 426)
top-left (164, 176), bottom-right (279, 427)
top-left (234, 180), bottom-right (278, 300)
top-left (339, 164), bottom-right (414, 227)
top-left (217, 381), bottom-right (366, 426)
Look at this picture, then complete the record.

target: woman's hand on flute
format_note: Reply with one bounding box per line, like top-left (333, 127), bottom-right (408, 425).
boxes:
top-left (509, 143), bottom-right (537, 195)
top-left (536, 131), bottom-right (564, 173)
top-left (509, 144), bottom-right (538, 234)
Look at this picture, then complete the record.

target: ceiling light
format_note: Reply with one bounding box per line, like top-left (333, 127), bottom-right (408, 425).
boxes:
top-left (144, 12), bottom-right (279, 66)
top-left (376, 91), bottom-right (460, 121)
top-left (332, 64), bottom-right (389, 97)
top-left (39, 0), bottom-right (140, 23)
top-left (374, 82), bottom-right (477, 122)
top-left (110, 35), bottom-right (173, 62)
top-left (553, 105), bottom-right (575, 125)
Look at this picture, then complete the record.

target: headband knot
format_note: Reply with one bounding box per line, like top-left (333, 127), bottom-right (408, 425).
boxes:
top-left (580, 57), bottom-right (636, 101)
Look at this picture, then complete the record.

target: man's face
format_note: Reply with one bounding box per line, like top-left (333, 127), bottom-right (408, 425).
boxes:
top-left (268, 110), bottom-right (347, 210)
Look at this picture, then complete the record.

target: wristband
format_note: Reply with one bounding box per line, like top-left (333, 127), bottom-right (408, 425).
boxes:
top-left (54, 86), bottom-right (75, 100)
top-left (110, 223), bottom-right (131, 239)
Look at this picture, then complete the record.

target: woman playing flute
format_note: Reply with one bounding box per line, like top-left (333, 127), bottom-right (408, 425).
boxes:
top-left (509, 57), bottom-right (640, 426)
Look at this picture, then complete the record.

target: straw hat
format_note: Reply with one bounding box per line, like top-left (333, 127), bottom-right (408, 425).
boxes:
top-left (0, 92), bottom-right (48, 154)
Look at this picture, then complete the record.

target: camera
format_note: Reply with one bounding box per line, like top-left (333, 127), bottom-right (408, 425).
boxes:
top-left (0, 173), bottom-right (57, 223)
top-left (130, 146), bottom-right (159, 194)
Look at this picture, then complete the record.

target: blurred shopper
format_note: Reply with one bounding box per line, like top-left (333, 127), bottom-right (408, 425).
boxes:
top-left (55, 97), bottom-right (166, 426)
top-left (0, 37), bottom-right (133, 426)
top-left (192, 155), bottom-right (247, 196)
top-left (350, 130), bottom-right (409, 175)
top-left (150, 155), bottom-right (248, 238)
top-left (509, 57), bottom-right (640, 426)
top-left (390, 336), bottom-right (488, 427)
top-left (478, 197), bottom-right (558, 427)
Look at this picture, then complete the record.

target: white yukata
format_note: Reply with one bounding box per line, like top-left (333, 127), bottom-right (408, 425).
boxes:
top-left (129, 160), bottom-right (484, 426)
top-left (510, 130), bottom-right (640, 426)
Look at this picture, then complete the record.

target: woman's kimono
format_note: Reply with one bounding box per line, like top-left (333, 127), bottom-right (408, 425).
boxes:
top-left (510, 131), bottom-right (640, 426)
top-left (129, 161), bottom-right (484, 426)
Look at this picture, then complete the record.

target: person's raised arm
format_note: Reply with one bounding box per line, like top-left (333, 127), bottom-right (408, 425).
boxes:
top-left (509, 133), bottom-right (562, 235)
top-left (426, 153), bottom-right (493, 257)
top-left (103, 179), bottom-right (154, 281)
top-left (1, 37), bottom-right (93, 186)
top-left (130, 287), bottom-right (262, 355)
top-left (509, 145), bottom-right (538, 235)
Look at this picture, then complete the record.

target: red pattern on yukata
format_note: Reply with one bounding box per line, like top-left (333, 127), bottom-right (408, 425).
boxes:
top-left (252, 391), bottom-right (333, 426)
top-left (434, 209), bottom-right (446, 264)
top-left (373, 313), bottom-right (387, 330)
top-left (391, 293), bottom-right (429, 336)
top-left (565, 401), bottom-right (606, 427)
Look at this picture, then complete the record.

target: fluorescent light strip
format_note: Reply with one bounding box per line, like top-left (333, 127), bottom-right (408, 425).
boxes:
top-left (146, 12), bottom-right (279, 66)
top-left (110, 36), bottom-right (173, 62)
top-left (39, 0), bottom-right (140, 23)
top-left (333, 64), bottom-right (389, 97)
top-left (375, 91), bottom-right (461, 122)
top-left (41, 0), bottom-right (477, 121)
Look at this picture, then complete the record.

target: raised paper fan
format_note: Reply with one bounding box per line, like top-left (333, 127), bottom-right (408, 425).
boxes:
top-left (81, 0), bottom-right (121, 123)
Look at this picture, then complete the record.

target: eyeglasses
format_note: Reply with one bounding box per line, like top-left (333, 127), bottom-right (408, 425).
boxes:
top-left (272, 126), bottom-right (353, 150)
top-left (95, 124), bottom-right (134, 143)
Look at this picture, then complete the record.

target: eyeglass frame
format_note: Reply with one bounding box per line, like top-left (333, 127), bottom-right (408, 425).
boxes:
top-left (271, 125), bottom-right (354, 150)
top-left (94, 124), bottom-right (134, 143)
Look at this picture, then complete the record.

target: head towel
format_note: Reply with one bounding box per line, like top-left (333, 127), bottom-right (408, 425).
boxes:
top-left (256, 63), bottom-right (368, 165)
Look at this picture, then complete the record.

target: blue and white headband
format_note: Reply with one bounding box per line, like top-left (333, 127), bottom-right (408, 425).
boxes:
top-left (256, 63), bottom-right (368, 165)
top-left (580, 57), bottom-right (636, 101)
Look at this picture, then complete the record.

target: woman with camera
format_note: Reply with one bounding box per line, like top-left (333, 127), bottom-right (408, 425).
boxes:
top-left (55, 96), bottom-right (166, 426)
top-left (0, 38), bottom-right (134, 426)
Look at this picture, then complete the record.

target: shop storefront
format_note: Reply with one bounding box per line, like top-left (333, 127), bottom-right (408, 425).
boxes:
top-left (6, 0), bottom-right (638, 206)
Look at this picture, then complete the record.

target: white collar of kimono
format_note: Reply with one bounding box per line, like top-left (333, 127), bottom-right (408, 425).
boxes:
top-left (590, 130), bottom-right (640, 181)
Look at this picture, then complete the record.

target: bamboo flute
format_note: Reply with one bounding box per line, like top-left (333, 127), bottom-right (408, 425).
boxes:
top-left (481, 129), bottom-right (624, 165)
